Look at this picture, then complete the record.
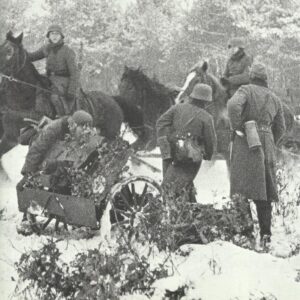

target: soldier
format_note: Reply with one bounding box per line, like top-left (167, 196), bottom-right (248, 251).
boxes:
top-left (221, 37), bottom-right (252, 98)
top-left (156, 83), bottom-right (217, 202)
top-left (21, 110), bottom-right (93, 175)
top-left (17, 110), bottom-right (93, 234)
top-left (227, 63), bottom-right (286, 246)
top-left (28, 24), bottom-right (79, 116)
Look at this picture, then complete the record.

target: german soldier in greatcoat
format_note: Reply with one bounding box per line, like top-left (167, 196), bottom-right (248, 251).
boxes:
top-left (28, 25), bottom-right (79, 116)
top-left (156, 83), bottom-right (217, 202)
top-left (227, 63), bottom-right (286, 245)
top-left (221, 37), bottom-right (252, 98)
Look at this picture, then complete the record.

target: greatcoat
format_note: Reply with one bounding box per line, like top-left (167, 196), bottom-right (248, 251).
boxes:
top-left (21, 117), bottom-right (69, 175)
top-left (227, 83), bottom-right (286, 202)
top-left (28, 40), bottom-right (79, 115)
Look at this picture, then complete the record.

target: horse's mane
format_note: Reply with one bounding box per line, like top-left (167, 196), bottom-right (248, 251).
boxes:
top-left (205, 72), bottom-right (228, 106)
top-left (206, 72), bottom-right (226, 95)
top-left (121, 67), bottom-right (173, 101)
top-left (208, 73), bottom-right (223, 91)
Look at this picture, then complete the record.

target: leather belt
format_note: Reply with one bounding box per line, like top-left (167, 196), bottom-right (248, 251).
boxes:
top-left (257, 124), bottom-right (271, 132)
top-left (47, 70), bottom-right (70, 77)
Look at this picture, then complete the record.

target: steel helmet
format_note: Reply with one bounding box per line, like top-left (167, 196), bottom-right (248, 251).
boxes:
top-left (71, 110), bottom-right (93, 126)
top-left (250, 63), bottom-right (268, 81)
top-left (190, 83), bottom-right (212, 102)
top-left (46, 24), bottom-right (64, 38)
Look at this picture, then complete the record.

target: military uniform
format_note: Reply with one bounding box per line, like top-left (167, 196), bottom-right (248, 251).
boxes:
top-left (156, 84), bottom-right (217, 201)
top-left (21, 110), bottom-right (93, 175)
top-left (28, 25), bottom-right (79, 116)
top-left (21, 117), bottom-right (69, 174)
top-left (222, 37), bottom-right (252, 98)
top-left (227, 64), bottom-right (286, 240)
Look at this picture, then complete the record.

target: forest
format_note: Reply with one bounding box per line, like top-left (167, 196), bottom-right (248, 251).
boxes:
top-left (0, 1), bottom-right (300, 299)
top-left (1, 0), bottom-right (300, 111)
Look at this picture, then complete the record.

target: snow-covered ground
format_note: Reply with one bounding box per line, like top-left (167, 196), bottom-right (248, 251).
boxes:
top-left (0, 145), bottom-right (300, 300)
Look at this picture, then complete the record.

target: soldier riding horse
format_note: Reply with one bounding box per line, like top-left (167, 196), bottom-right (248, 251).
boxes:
top-left (0, 32), bottom-right (144, 157)
top-left (118, 64), bottom-right (295, 165)
top-left (119, 63), bottom-right (232, 162)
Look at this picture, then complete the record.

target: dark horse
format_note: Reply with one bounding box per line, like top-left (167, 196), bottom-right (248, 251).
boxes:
top-left (119, 66), bottom-right (177, 149)
top-left (119, 63), bottom-right (231, 158)
top-left (0, 32), bottom-right (144, 157)
top-left (118, 63), bottom-right (296, 161)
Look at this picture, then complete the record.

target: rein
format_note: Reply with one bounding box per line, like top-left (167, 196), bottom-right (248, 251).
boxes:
top-left (0, 40), bottom-right (62, 96)
top-left (0, 72), bottom-right (54, 95)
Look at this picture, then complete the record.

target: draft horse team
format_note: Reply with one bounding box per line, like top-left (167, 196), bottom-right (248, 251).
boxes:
top-left (0, 27), bottom-right (296, 247)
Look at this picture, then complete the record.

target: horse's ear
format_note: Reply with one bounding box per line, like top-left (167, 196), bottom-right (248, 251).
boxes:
top-left (15, 32), bottom-right (23, 45)
top-left (6, 31), bottom-right (13, 41)
top-left (201, 61), bottom-right (208, 72)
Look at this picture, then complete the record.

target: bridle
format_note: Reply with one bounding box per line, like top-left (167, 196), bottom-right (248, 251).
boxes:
top-left (0, 40), bottom-right (27, 77)
top-left (0, 40), bottom-right (56, 95)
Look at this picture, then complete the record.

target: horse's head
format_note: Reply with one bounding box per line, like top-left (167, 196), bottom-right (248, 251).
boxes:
top-left (119, 66), bottom-right (175, 106)
top-left (0, 31), bottom-right (24, 75)
top-left (179, 60), bottom-right (229, 128)
top-left (119, 66), bottom-right (146, 106)
top-left (189, 60), bottom-right (209, 83)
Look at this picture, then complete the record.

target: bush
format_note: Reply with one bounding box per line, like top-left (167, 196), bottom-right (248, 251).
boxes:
top-left (15, 239), bottom-right (168, 299)
top-left (121, 185), bottom-right (254, 252)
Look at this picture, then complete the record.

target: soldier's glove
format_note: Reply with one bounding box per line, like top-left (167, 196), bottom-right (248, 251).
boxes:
top-left (66, 93), bottom-right (75, 102)
top-left (220, 77), bottom-right (230, 87)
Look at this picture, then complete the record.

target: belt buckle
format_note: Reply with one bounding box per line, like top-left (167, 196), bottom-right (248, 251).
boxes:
top-left (261, 125), bottom-right (268, 131)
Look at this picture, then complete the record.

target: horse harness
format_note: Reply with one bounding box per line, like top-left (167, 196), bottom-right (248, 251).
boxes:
top-left (0, 40), bottom-right (63, 97)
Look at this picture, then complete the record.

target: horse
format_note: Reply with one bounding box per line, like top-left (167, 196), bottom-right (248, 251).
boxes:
top-left (0, 32), bottom-right (144, 157)
top-left (118, 63), bottom-right (296, 164)
top-left (118, 66), bottom-right (176, 149)
top-left (118, 63), bottom-right (231, 160)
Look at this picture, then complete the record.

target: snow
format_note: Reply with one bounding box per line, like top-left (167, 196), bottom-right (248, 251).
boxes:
top-left (0, 145), bottom-right (300, 299)
top-left (152, 243), bottom-right (300, 300)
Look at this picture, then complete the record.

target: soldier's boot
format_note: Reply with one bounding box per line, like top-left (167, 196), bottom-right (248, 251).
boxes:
top-left (260, 234), bottom-right (271, 251)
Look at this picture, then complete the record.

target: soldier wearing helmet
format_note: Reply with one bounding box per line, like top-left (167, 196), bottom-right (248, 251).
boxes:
top-left (21, 110), bottom-right (94, 175)
top-left (221, 37), bottom-right (252, 98)
top-left (27, 24), bottom-right (79, 116)
top-left (17, 110), bottom-right (95, 233)
top-left (156, 83), bottom-right (217, 202)
top-left (227, 63), bottom-right (286, 247)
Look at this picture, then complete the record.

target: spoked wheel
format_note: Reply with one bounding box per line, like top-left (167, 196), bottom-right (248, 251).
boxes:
top-left (41, 215), bottom-right (68, 232)
top-left (27, 213), bottom-right (41, 234)
top-left (110, 176), bottom-right (163, 243)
